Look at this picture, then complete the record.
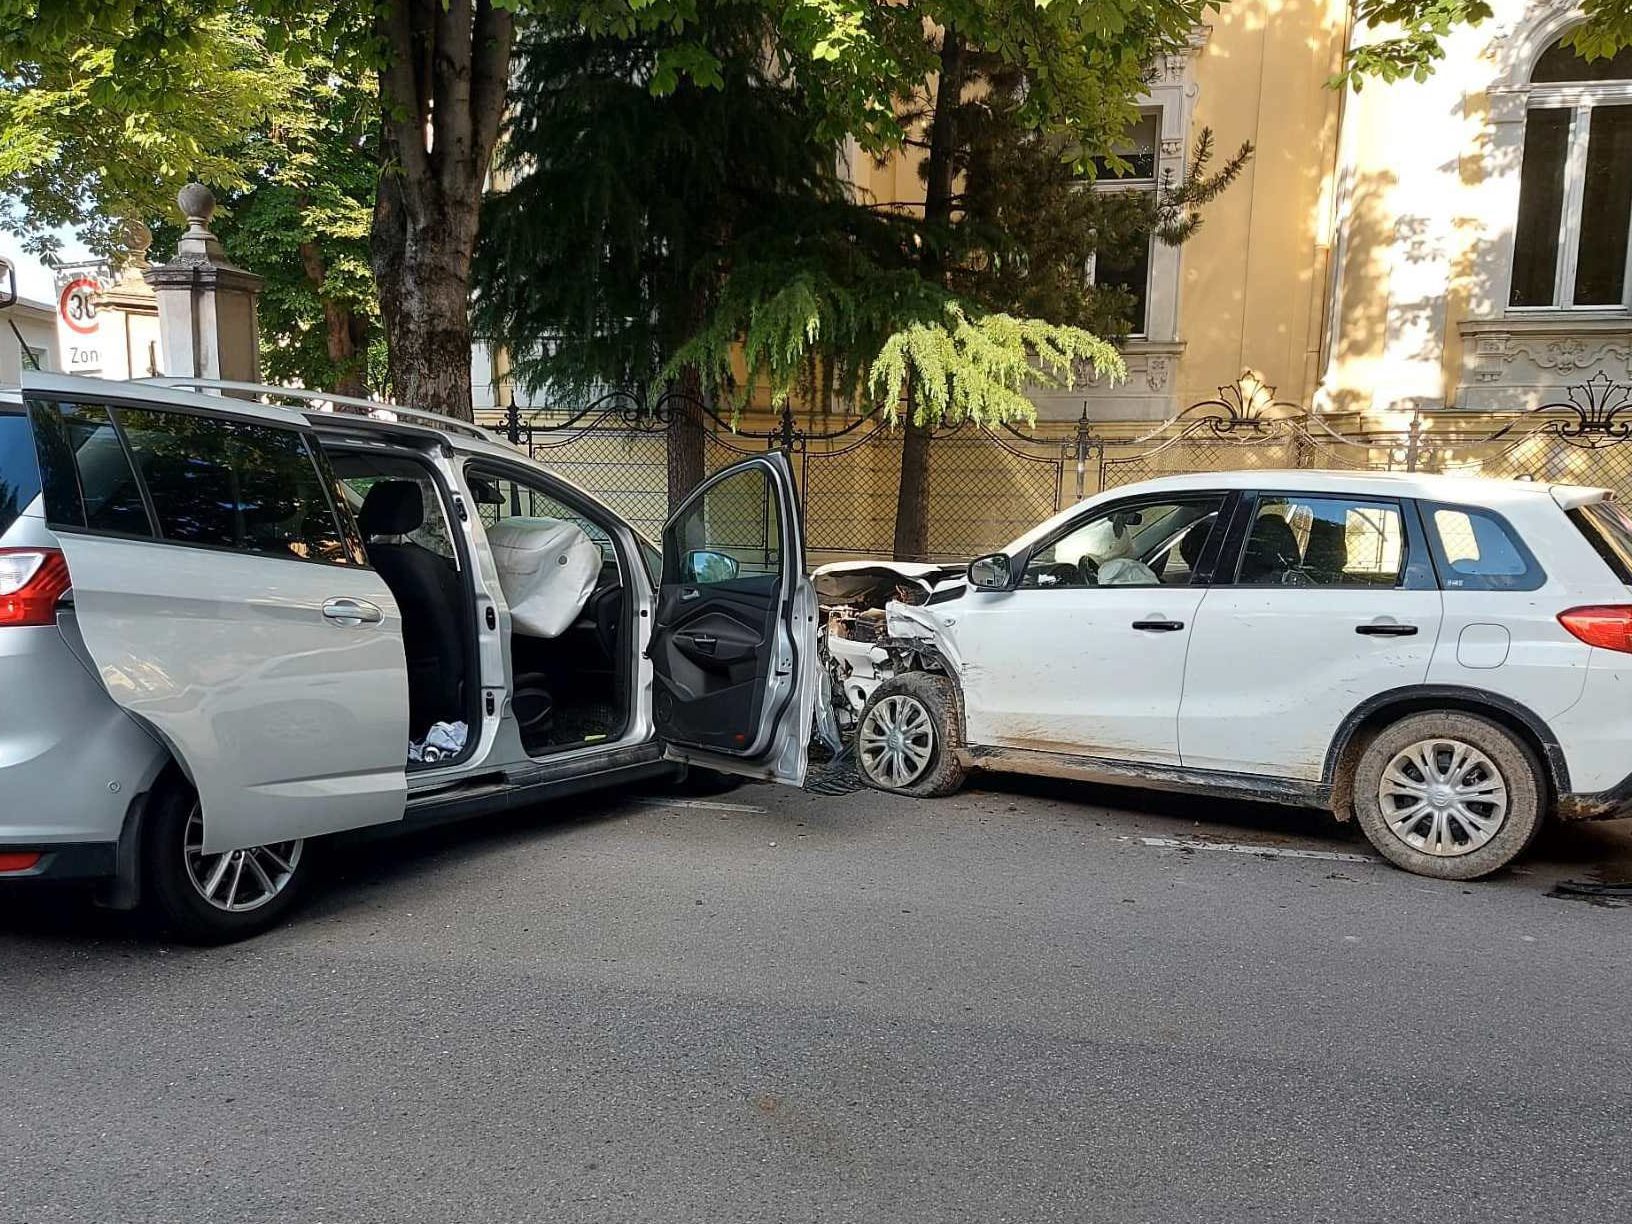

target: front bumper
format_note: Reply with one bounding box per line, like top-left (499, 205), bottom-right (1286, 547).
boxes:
top-left (0, 842), bottom-right (118, 882)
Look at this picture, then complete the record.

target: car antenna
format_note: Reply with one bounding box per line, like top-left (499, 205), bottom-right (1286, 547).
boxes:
top-left (0, 259), bottom-right (36, 369)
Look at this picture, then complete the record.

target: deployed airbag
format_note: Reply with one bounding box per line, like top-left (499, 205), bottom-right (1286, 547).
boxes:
top-left (485, 517), bottom-right (601, 638)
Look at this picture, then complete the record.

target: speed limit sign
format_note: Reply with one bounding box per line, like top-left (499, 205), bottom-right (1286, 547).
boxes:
top-left (58, 277), bottom-right (99, 335)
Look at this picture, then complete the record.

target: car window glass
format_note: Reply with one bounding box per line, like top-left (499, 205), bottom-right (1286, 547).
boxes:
top-left (0, 410), bottom-right (43, 538)
top-left (115, 407), bottom-right (350, 564)
top-left (1237, 495), bottom-right (1403, 587)
top-left (668, 464), bottom-right (781, 584)
top-left (26, 400), bottom-right (152, 537)
top-left (1021, 497), bottom-right (1223, 588)
top-left (1568, 500), bottom-right (1632, 584)
top-left (340, 470), bottom-right (456, 563)
top-left (1427, 506), bottom-right (1539, 590)
top-left (470, 469), bottom-right (619, 572)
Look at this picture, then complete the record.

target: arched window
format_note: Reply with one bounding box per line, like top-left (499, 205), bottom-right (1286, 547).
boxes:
top-left (1510, 36), bottom-right (1632, 309)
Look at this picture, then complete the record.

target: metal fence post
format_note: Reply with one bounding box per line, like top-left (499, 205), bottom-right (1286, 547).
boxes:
top-left (1071, 404), bottom-right (1098, 503)
top-left (502, 393), bottom-right (522, 448)
top-left (1405, 409), bottom-right (1423, 473)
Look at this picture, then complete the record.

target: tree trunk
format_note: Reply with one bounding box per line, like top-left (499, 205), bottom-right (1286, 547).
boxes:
top-left (893, 381), bottom-right (932, 560)
top-left (297, 238), bottom-right (368, 398)
top-left (892, 28), bottom-right (967, 561)
top-left (372, 201), bottom-right (480, 417)
top-left (667, 367), bottom-right (708, 512)
top-left (372, 0), bottom-right (514, 422)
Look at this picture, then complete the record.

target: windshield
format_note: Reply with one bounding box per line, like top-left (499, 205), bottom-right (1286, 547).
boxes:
top-left (0, 410), bottom-right (42, 539)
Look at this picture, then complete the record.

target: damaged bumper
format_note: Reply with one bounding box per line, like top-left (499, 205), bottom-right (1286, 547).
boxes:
top-left (1556, 773), bottom-right (1632, 823)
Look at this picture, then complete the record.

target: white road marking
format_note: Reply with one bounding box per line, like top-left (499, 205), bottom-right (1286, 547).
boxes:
top-left (636, 798), bottom-right (769, 814)
top-left (1136, 836), bottom-right (1382, 864)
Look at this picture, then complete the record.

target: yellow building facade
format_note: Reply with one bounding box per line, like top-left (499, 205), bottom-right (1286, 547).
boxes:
top-left (854, 0), bottom-right (1632, 428)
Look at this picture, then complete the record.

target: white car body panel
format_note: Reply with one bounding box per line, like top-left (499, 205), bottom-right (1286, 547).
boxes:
top-left (952, 586), bottom-right (1207, 764)
top-left (1179, 586), bottom-right (1444, 779)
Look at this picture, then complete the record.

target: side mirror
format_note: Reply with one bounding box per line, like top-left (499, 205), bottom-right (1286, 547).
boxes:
top-left (685, 549), bottom-right (740, 584)
top-left (470, 477), bottom-right (505, 506)
top-left (967, 552), bottom-right (1013, 591)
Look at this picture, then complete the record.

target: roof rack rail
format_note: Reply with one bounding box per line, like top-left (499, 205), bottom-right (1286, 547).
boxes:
top-left (140, 377), bottom-right (499, 442)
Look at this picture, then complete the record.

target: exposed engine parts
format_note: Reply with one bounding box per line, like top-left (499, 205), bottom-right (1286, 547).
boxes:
top-left (814, 562), bottom-right (963, 727)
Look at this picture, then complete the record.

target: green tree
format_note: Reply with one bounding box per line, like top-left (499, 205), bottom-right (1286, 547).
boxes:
top-left (1337, 0), bottom-right (1632, 85)
top-left (0, 3), bottom-right (293, 257)
top-left (0, 5), bottom-right (379, 393)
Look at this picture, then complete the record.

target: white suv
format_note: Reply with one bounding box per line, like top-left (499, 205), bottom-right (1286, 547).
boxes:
top-left (822, 470), bottom-right (1632, 879)
top-left (0, 374), bottom-right (821, 941)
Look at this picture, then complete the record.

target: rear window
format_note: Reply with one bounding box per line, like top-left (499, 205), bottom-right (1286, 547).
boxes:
top-left (1423, 503), bottom-right (1544, 592)
top-left (1569, 499), bottom-right (1632, 584)
top-left (0, 410), bottom-right (42, 538)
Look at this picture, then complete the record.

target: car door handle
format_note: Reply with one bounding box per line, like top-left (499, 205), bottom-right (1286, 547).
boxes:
top-left (679, 632), bottom-right (717, 655)
top-left (1131, 619), bottom-right (1185, 632)
top-left (1356, 622), bottom-right (1418, 637)
top-left (679, 588), bottom-right (701, 602)
top-left (322, 597), bottom-right (383, 626)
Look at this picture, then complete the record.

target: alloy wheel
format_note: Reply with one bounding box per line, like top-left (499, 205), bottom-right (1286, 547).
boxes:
top-left (183, 807), bottom-right (304, 913)
top-left (1376, 737), bottom-right (1509, 857)
top-left (858, 694), bottom-right (936, 788)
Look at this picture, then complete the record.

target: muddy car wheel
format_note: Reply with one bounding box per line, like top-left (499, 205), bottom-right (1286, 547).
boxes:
top-left (855, 674), bottom-right (966, 798)
top-left (1352, 711), bottom-right (1544, 881)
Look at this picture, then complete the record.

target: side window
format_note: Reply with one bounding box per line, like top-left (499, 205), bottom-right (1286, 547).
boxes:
top-left (26, 400), bottom-right (152, 537)
top-left (468, 467), bottom-right (619, 573)
top-left (115, 407), bottom-right (351, 564)
top-left (340, 470), bottom-right (457, 563)
top-left (1236, 495), bottom-right (1404, 587)
top-left (667, 464), bottom-right (782, 585)
top-left (1425, 503), bottom-right (1543, 591)
top-left (1020, 496), bottom-right (1225, 589)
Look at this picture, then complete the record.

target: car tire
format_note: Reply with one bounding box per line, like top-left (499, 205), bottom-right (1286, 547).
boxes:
top-left (854, 673), bottom-right (966, 798)
top-left (141, 776), bottom-right (315, 944)
top-left (1351, 711), bottom-right (1545, 881)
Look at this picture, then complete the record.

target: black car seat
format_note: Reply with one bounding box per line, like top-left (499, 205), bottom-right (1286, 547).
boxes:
top-left (358, 481), bottom-right (464, 739)
top-left (1240, 514), bottom-right (1302, 584)
top-left (1302, 517), bottom-right (1349, 584)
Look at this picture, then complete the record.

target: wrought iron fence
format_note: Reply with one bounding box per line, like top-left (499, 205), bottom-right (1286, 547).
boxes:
top-left (496, 390), bottom-right (1097, 561)
top-left (492, 373), bottom-right (1632, 563)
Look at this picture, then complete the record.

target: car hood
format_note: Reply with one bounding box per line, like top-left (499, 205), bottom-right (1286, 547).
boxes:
top-left (812, 560), bottom-right (967, 603)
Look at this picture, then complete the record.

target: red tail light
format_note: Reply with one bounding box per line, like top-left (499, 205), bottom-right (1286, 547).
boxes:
top-left (1558, 605), bottom-right (1632, 653)
top-left (0, 548), bottom-right (70, 628)
top-left (0, 852), bottom-right (42, 874)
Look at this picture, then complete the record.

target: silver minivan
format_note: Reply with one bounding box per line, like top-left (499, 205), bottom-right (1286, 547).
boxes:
top-left (0, 373), bottom-right (821, 941)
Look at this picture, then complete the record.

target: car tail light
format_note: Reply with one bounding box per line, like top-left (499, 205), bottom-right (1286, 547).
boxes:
top-left (0, 852), bottom-right (42, 874)
top-left (0, 548), bottom-right (70, 628)
top-left (1558, 605), bottom-right (1632, 653)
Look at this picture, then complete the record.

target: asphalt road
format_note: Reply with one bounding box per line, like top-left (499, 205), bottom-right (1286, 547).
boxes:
top-left (4, 770), bottom-right (1632, 1223)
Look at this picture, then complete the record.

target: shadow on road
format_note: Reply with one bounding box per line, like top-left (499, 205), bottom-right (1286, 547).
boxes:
top-left (962, 769), bottom-right (1632, 878)
top-left (0, 785), bottom-right (648, 948)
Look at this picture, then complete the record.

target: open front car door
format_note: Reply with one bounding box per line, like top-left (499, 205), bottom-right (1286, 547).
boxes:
top-left (651, 452), bottom-right (819, 785)
top-left (22, 373), bottom-right (409, 854)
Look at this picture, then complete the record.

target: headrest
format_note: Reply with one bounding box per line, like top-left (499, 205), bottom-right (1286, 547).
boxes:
top-left (359, 480), bottom-right (424, 536)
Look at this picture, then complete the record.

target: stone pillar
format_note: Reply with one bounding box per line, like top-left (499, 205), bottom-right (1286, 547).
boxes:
top-left (96, 220), bottom-right (163, 380)
top-left (143, 183), bottom-right (263, 384)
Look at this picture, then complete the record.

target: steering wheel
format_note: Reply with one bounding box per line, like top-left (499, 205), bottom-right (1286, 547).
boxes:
top-left (1077, 556), bottom-right (1100, 585)
top-left (1036, 561), bottom-right (1088, 588)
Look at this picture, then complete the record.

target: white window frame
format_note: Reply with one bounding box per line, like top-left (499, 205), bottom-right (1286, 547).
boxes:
top-left (1085, 106), bottom-right (1161, 340)
top-left (1513, 79), bottom-right (1632, 313)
